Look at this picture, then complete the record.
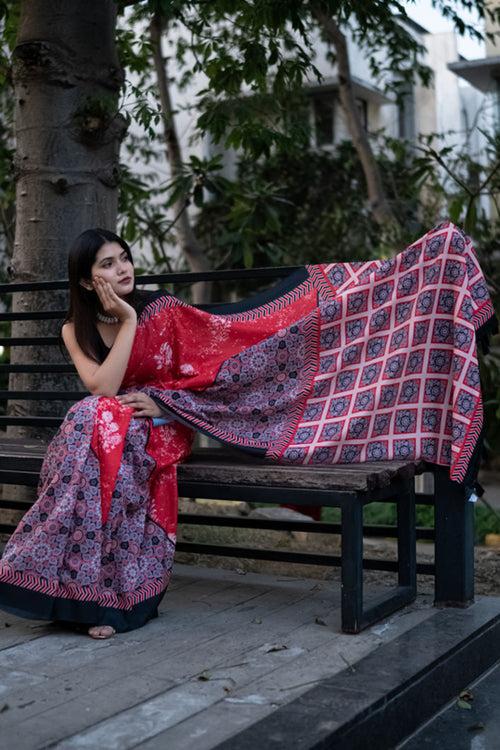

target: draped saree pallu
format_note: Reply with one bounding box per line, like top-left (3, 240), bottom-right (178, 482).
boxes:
top-left (0, 221), bottom-right (496, 631)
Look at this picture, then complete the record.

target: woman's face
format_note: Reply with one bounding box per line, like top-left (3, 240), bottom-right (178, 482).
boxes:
top-left (88, 242), bottom-right (134, 297)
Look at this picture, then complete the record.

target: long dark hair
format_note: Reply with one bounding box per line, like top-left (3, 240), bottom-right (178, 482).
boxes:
top-left (60, 228), bottom-right (148, 364)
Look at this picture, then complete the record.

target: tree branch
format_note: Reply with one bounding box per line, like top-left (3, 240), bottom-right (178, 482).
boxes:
top-left (150, 10), bottom-right (211, 304)
top-left (310, 3), bottom-right (398, 232)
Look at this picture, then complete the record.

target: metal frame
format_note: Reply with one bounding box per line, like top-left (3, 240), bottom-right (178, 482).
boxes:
top-left (0, 451), bottom-right (474, 632)
top-left (341, 478), bottom-right (416, 633)
top-left (177, 475), bottom-right (418, 633)
top-left (433, 467), bottom-right (474, 606)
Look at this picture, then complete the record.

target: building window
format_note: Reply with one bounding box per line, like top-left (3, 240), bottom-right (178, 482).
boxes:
top-left (397, 84), bottom-right (416, 141)
top-left (355, 97), bottom-right (368, 130)
top-left (312, 92), bottom-right (336, 146)
top-left (496, 78), bottom-right (500, 128)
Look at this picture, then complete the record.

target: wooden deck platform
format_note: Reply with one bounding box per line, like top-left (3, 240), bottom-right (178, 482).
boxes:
top-left (0, 564), bottom-right (499, 750)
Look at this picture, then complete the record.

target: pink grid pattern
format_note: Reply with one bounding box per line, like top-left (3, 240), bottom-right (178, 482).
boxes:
top-left (279, 223), bottom-right (495, 482)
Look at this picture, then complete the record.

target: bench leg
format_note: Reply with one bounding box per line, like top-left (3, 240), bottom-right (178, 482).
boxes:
top-left (341, 481), bottom-right (417, 634)
top-left (434, 468), bottom-right (474, 607)
top-left (340, 499), bottom-right (364, 632)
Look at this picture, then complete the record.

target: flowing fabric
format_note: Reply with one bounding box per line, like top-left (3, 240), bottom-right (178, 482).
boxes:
top-left (142, 222), bottom-right (497, 488)
top-left (0, 221), bottom-right (496, 631)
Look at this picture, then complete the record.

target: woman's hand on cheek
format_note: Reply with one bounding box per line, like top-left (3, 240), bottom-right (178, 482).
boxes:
top-left (92, 275), bottom-right (137, 323)
top-left (116, 392), bottom-right (163, 418)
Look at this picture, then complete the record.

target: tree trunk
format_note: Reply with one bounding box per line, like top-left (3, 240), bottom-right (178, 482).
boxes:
top-left (7, 0), bottom-right (127, 453)
top-left (150, 12), bottom-right (211, 305)
top-left (311, 5), bottom-right (398, 232)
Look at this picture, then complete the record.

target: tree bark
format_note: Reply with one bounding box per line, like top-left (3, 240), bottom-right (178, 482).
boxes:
top-left (311, 5), bottom-right (398, 231)
top-left (150, 11), bottom-right (211, 305)
top-left (8, 0), bottom-right (127, 450)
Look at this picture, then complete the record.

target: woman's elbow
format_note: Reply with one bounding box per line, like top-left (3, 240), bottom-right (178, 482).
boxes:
top-left (88, 381), bottom-right (118, 398)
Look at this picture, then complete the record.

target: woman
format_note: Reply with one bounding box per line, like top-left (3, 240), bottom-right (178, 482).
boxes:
top-left (0, 221), bottom-right (495, 637)
top-left (0, 229), bottom-right (194, 638)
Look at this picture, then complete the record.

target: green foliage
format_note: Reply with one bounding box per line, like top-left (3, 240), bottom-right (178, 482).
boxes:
top-left (113, 0), bottom-right (500, 257)
top-left (117, 0), bottom-right (500, 161)
top-left (190, 135), bottom-right (443, 272)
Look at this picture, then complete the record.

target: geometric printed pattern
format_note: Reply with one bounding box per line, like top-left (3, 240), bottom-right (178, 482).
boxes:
top-left (279, 222), bottom-right (495, 482)
top-left (0, 390), bottom-right (193, 628)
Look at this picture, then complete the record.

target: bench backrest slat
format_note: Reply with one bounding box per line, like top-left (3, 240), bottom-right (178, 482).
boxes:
top-left (0, 267), bottom-right (299, 423)
top-left (0, 390), bottom-right (85, 400)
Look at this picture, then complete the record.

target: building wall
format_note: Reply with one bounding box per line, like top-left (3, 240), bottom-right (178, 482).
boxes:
top-left (485, 0), bottom-right (500, 58)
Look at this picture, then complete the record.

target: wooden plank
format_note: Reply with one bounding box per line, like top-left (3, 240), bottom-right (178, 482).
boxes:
top-left (0, 574), bottom-right (329, 746)
top-left (3, 674), bottom-right (176, 750)
top-left (0, 612), bottom-right (52, 652)
top-left (10, 581), bottom-right (337, 748)
top-left (51, 596), bottom-right (433, 750)
top-left (0, 578), bottom-right (250, 674)
top-left (0, 571), bottom-right (297, 700)
top-left (0, 580), bottom-right (314, 698)
top-left (133, 603), bottom-right (436, 750)
top-left (0, 563), bottom-right (430, 750)
top-left (49, 680), bottom-right (234, 750)
top-left (0, 439), bottom-right (422, 491)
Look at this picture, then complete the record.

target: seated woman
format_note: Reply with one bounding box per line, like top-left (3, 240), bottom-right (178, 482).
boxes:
top-left (0, 229), bottom-right (194, 639)
top-left (0, 221), bottom-right (494, 638)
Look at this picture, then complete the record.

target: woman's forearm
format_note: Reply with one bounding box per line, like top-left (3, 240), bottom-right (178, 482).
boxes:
top-left (88, 315), bottom-right (137, 397)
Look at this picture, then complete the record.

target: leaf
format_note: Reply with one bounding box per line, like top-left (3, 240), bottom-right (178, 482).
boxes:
top-left (266, 644), bottom-right (288, 653)
top-left (457, 699), bottom-right (472, 710)
top-left (460, 690), bottom-right (474, 702)
top-left (197, 671), bottom-right (211, 681)
top-left (252, 617), bottom-right (262, 625)
top-left (315, 617), bottom-right (327, 626)
top-left (243, 245), bottom-right (254, 269)
top-left (193, 184), bottom-right (204, 208)
top-left (464, 199), bottom-right (477, 235)
top-left (448, 196), bottom-right (464, 224)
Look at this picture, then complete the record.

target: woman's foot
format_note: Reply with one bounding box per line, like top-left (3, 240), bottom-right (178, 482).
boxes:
top-left (88, 625), bottom-right (116, 639)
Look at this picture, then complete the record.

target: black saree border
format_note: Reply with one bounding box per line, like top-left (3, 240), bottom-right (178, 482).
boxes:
top-left (0, 579), bottom-right (165, 633)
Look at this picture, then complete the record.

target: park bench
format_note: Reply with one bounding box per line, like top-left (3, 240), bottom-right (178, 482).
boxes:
top-left (0, 269), bottom-right (475, 633)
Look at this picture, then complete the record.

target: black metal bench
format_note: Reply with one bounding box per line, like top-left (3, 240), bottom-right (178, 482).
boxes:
top-left (0, 269), bottom-right (475, 633)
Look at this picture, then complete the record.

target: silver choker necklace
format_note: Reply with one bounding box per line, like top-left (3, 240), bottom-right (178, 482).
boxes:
top-left (96, 311), bottom-right (120, 325)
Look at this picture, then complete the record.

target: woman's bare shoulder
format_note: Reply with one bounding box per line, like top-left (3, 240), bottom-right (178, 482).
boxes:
top-left (61, 321), bottom-right (75, 343)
